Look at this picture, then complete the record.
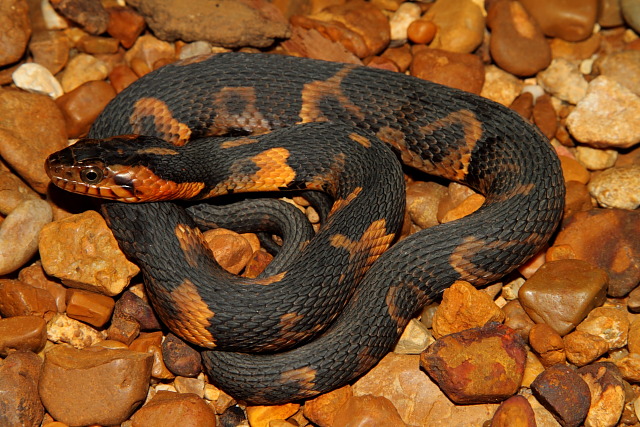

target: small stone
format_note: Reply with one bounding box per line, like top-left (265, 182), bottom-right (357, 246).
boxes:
top-left (130, 331), bottom-right (163, 353)
top-left (108, 64), bottom-right (139, 93)
top-left (202, 228), bottom-right (254, 275)
top-left (563, 330), bottom-right (609, 367)
top-left (588, 165), bottom-right (640, 210)
top-left (0, 278), bottom-right (57, 320)
top-left (575, 306), bottom-right (629, 350)
top-left (599, 0), bottom-right (625, 26)
top-left (39, 345), bottom-right (153, 426)
top-left (537, 58), bottom-right (589, 105)
top-left (124, 34), bottom-right (176, 72)
top-left (440, 193), bottom-right (485, 223)
top-left (519, 0), bottom-right (598, 42)
top-left (531, 364), bottom-right (591, 427)
top-left (178, 41), bottom-right (213, 60)
top-left (332, 395), bottom-right (407, 426)
top-left (566, 76), bottom-right (640, 149)
top-left (575, 145), bottom-right (618, 171)
top-left (509, 91), bottom-right (534, 119)
top-left (245, 402), bottom-right (300, 427)
top-left (18, 262), bottom-right (66, 314)
top-left (563, 181), bottom-right (592, 219)
top-left (420, 322), bottom-right (526, 404)
top-left (407, 19), bottom-right (437, 45)
top-left (394, 318), bottom-right (434, 354)
top-left (380, 44), bottom-right (412, 72)
top-left (60, 53), bottom-right (109, 93)
top-left (282, 26), bottom-right (362, 64)
top-left (113, 291), bottom-right (161, 331)
top-left (28, 30), bottom-right (70, 75)
top-left (39, 210), bottom-right (140, 296)
top-left (628, 286), bottom-right (640, 313)
top-left (615, 353), bottom-right (640, 382)
top-left (487, 0), bottom-right (551, 77)
top-left (65, 288), bottom-right (115, 328)
top-left (423, 0), bottom-right (484, 54)
top-left (174, 375), bottom-right (205, 397)
top-left (0, 316), bottom-right (47, 356)
top-left (242, 248), bottom-right (274, 278)
top-left (161, 333), bottom-right (202, 378)
top-left (578, 363), bottom-right (625, 427)
top-left (0, 351), bottom-right (44, 427)
top-left (389, 2), bottom-right (421, 45)
top-left (503, 299), bottom-right (536, 341)
top-left (76, 35), bottom-right (120, 54)
top-left (549, 33), bottom-right (602, 60)
top-left (107, 316), bottom-right (140, 345)
top-left (50, 0), bottom-right (109, 34)
top-left (106, 6), bottom-right (146, 49)
top-left (553, 209), bottom-right (640, 297)
top-left (405, 181), bottom-right (448, 229)
top-left (559, 155), bottom-right (591, 184)
top-left (130, 391), bottom-right (216, 427)
top-left (532, 94), bottom-right (557, 140)
top-left (529, 323), bottom-right (566, 367)
top-left (622, 0), bottom-right (640, 33)
top-left (593, 50), bottom-right (640, 97)
top-left (481, 65), bottom-right (524, 106)
top-left (0, 0), bottom-right (31, 67)
top-left (12, 62), bottom-right (64, 99)
top-left (46, 313), bottom-right (106, 348)
top-left (490, 395), bottom-right (536, 427)
top-left (303, 385), bottom-right (352, 427)
top-left (410, 46), bottom-right (485, 94)
top-left (40, 0), bottom-right (68, 30)
top-left (432, 281), bottom-right (505, 339)
top-left (55, 79), bottom-right (117, 137)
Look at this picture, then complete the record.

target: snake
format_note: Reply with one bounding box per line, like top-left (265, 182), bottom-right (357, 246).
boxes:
top-left (45, 52), bottom-right (565, 405)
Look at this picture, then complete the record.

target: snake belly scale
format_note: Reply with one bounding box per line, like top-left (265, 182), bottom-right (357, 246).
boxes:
top-left (45, 52), bottom-right (565, 404)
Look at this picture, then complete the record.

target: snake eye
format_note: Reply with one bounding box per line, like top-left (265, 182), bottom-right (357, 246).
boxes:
top-left (80, 166), bottom-right (104, 184)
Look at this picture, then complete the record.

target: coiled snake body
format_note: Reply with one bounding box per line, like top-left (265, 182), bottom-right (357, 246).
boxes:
top-left (46, 53), bottom-right (565, 404)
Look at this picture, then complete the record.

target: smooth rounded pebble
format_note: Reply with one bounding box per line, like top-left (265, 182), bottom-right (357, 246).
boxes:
top-left (12, 62), bottom-right (64, 98)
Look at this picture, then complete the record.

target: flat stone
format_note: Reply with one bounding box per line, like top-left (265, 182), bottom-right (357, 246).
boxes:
top-left (0, 0), bottom-right (31, 67)
top-left (245, 402), bottom-right (300, 427)
top-left (622, 0), bottom-right (640, 33)
top-left (410, 46), bottom-right (485, 94)
top-left (0, 278), bottom-right (57, 320)
top-left (575, 145), bottom-right (618, 171)
top-left (529, 323), bottom-right (566, 367)
top-left (575, 306), bottom-right (629, 350)
top-left (0, 315), bottom-right (47, 356)
top-left (39, 345), bottom-right (153, 426)
top-left (50, 0), bottom-right (109, 34)
top-left (520, 0), bottom-right (598, 42)
top-left (537, 58), bottom-right (588, 105)
top-left (202, 228), bottom-right (254, 275)
top-left (161, 333), bottom-right (202, 377)
top-left (405, 181), bottom-right (448, 229)
top-left (481, 65), bottom-right (524, 107)
top-left (59, 53), bottom-right (109, 93)
top-left (559, 155), bottom-right (591, 184)
top-left (18, 262), bottom-right (67, 312)
top-left (518, 259), bottom-right (608, 336)
top-left (65, 288), bottom-right (115, 328)
top-left (130, 391), bottom-right (216, 427)
top-left (423, 0), bottom-right (484, 54)
top-left (588, 165), bottom-right (640, 210)
top-left (106, 6), bottom-right (146, 49)
top-left (563, 330), bottom-right (609, 367)
top-left (389, 2), bottom-right (421, 45)
top-left (594, 50), bottom-right (640, 97)
top-left (46, 313), bottom-right (106, 348)
top-left (532, 94), bottom-right (558, 140)
top-left (332, 395), bottom-right (407, 426)
top-left (123, 34), bottom-right (176, 72)
top-left (0, 351), bottom-right (44, 427)
top-left (28, 30), bottom-right (70, 75)
top-left (12, 63), bottom-right (64, 99)
top-left (550, 33), bottom-right (602, 60)
top-left (502, 299), bottom-right (536, 341)
top-left (113, 290), bottom-right (161, 331)
top-left (303, 385), bottom-right (352, 427)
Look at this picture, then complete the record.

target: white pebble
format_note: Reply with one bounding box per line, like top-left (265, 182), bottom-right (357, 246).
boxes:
top-left (390, 2), bottom-right (422, 45)
top-left (178, 41), bottom-right (213, 60)
top-left (12, 63), bottom-right (64, 99)
top-left (521, 84), bottom-right (546, 101)
top-left (41, 0), bottom-right (68, 30)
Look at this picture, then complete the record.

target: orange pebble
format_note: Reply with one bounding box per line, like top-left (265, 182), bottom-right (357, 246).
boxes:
top-left (407, 19), bottom-right (437, 44)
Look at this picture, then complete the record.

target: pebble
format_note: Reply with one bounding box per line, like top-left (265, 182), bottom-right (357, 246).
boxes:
top-left (629, 286), bottom-right (640, 312)
top-left (616, 353), bottom-right (640, 382)
top-left (178, 41), bottom-right (213, 60)
top-left (559, 155), bottom-right (591, 184)
top-left (0, 351), bottom-right (44, 427)
top-left (509, 91), bottom-right (534, 119)
top-left (353, 353), bottom-right (499, 425)
top-left (594, 50), bottom-right (640, 96)
top-left (578, 363), bottom-right (626, 427)
top-left (431, 280), bottom-right (505, 338)
top-left (518, 259), bottom-right (608, 336)
top-left (532, 94), bottom-right (558, 140)
top-left (629, 318), bottom-right (640, 353)
top-left (529, 323), bottom-right (566, 367)
top-left (282, 26), bottom-right (362, 65)
top-left (389, 2), bottom-right (421, 46)
top-left (563, 181), bottom-right (593, 218)
top-left (107, 316), bottom-right (140, 345)
top-left (65, 288), bottom-right (115, 328)
top-left (0, 0), bottom-right (31, 67)
top-left (553, 209), bottom-right (640, 297)
top-left (39, 210), bottom-right (140, 296)
top-left (563, 330), bottom-right (609, 366)
top-left (174, 375), bottom-right (205, 396)
top-left (60, 53), bottom-right (109, 93)
top-left (530, 364), bottom-right (591, 427)
top-left (303, 385), bottom-right (352, 427)
top-left (502, 299), bottom-right (536, 341)
top-left (130, 391), bottom-right (216, 427)
top-left (407, 19), bottom-right (437, 45)
top-left (245, 402), bottom-right (300, 427)
top-left (480, 65), bottom-right (523, 106)
top-left (566, 76), bottom-right (640, 149)
top-left (113, 290), bottom-right (161, 331)
top-left (410, 46), bottom-right (485, 94)
top-left (131, 0), bottom-right (290, 48)
top-left (50, 0), bottom-right (110, 35)
top-left (332, 395), bottom-right (407, 426)
top-left (202, 228), bottom-right (254, 274)
top-left (0, 315), bottom-right (47, 356)
top-left (76, 35), bottom-right (120, 55)
top-left (39, 345), bottom-right (153, 426)
top-left (124, 34), bottom-right (176, 71)
top-left (423, 0), bottom-right (485, 54)
top-left (0, 278), bottom-right (57, 320)
top-left (622, 0), bottom-right (640, 33)
top-left (161, 333), bottom-right (202, 377)
top-left (490, 395), bottom-right (536, 427)
top-left (549, 33), bottom-right (602, 61)
top-left (405, 181), bottom-right (448, 229)
top-left (487, 0), bottom-right (551, 77)
top-left (12, 62), bottom-right (64, 99)
top-left (106, 6), bottom-right (147, 49)
top-left (440, 193), bottom-right (485, 223)
top-left (108, 64), bottom-right (139, 93)
top-left (588, 165), bottom-right (640, 210)
top-left (575, 306), bottom-right (630, 350)
top-left (600, 0), bottom-right (625, 27)
top-left (420, 322), bottom-right (526, 404)
top-left (393, 318), bottom-right (434, 354)
top-left (537, 58), bottom-right (589, 105)
top-left (575, 145), bottom-right (618, 170)
top-left (519, 0), bottom-right (598, 42)
top-left (46, 313), bottom-right (106, 348)
top-left (18, 262), bottom-right (67, 312)
top-left (0, 90), bottom-right (68, 193)
top-left (28, 30), bottom-right (70, 75)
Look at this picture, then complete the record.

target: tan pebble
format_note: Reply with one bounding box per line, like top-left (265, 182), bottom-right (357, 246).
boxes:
top-left (39, 210), bottom-right (139, 296)
top-left (424, 0), bottom-right (485, 54)
top-left (0, 0), bottom-right (30, 66)
top-left (130, 391), bottom-right (216, 427)
top-left (109, 64), bottom-right (138, 93)
top-left (578, 363), bottom-right (626, 427)
top-left (76, 35), bottom-right (120, 54)
top-left (242, 248), bottom-right (274, 278)
top-left (389, 2), bottom-right (421, 43)
top-left (575, 145), bottom-right (618, 170)
top-left (366, 55), bottom-right (402, 72)
top-left (47, 313), bottom-right (106, 348)
top-left (106, 316), bottom-right (140, 345)
top-left (394, 318), bottom-right (434, 354)
top-left (18, 262), bottom-right (67, 312)
top-left (0, 278), bottom-right (57, 320)
top-left (0, 351), bottom-right (44, 427)
top-left (588, 165), bottom-right (640, 210)
top-left (481, 65), bottom-right (524, 107)
top-left (550, 33), bottom-right (602, 61)
top-left (60, 53), bottom-right (109, 92)
top-left (432, 280), bottom-right (505, 339)
top-left (575, 306), bottom-right (629, 350)
top-left (92, 339), bottom-right (129, 350)
top-left (246, 402), bottom-right (300, 427)
top-left (440, 193), bottom-right (485, 223)
top-left (12, 62), bottom-right (64, 98)
top-left (529, 323), bottom-right (566, 366)
top-left (173, 375), bottom-right (205, 397)
top-left (406, 181), bottom-right (448, 229)
top-left (303, 385), bottom-right (352, 427)
top-left (130, 331), bottom-right (164, 353)
top-left (29, 30), bottom-right (70, 75)
top-left (559, 155), bottom-right (590, 184)
top-left (407, 19), bottom-right (437, 44)
top-left (65, 288), bottom-right (115, 328)
top-left (55, 79), bottom-right (117, 137)
top-left (545, 244), bottom-right (578, 262)
top-left (537, 58), bottom-right (588, 104)
top-left (124, 34), bottom-right (175, 71)
top-left (563, 330), bottom-right (609, 366)
top-left (0, 315), bottom-right (47, 356)
top-left (380, 44), bottom-right (413, 72)
top-left (202, 228), bottom-right (253, 274)
top-left (628, 286), bottom-right (640, 313)
top-left (502, 299), bottom-right (535, 341)
top-left (333, 395), bottom-right (407, 427)
top-left (146, 345), bottom-right (174, 380)
top-left (501, 277), bottom-right (525, 301)
top-left (130, 57), bottom-right (152, 77)
top-left (521, 351), bottom-right (545, 387)
top-left (178, 41), bottom-right (213, 59)
top-left (490, 395), bottom-right (536, 427)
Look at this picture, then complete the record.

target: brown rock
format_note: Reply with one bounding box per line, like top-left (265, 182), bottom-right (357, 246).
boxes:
top-left (432, 280), bottom-right (505, 338)
top-left (503, 299), bottom-right (536, 341)
top-left (490, 395), bottom-right (536, 427)
top-left (405, 181), bottom-right (449, 229)
top-left (531, 365), bottom-right (590, 426)
top-left (39, 210), bottom-right (140, 296)
top-left (129, 331), bottom-right (164, 353)
top-left (113, 291), bottom-right (162, 331)
top-left (559, 155), bottom-right (591, 184)
top-left (108, 64), bottom-right (139, 93)
top-left (410, 47), bottom-right (485, 94)
top-left (518, 259), bottom-right (608, 335)
top-left (107, 316), bottom-right (140, 345)
top-left (174, 376), bottom-right (205, 397)
top-left (519, 0), bottom-right (598, 42)
top-left (593, 50), bottom-right (640, 97)
top-left (76, 35), bottom-right (120, 55)
top-left (123, 34), bottom-right (176, 72)
top-left (282, 26), bottom-right (362, 64)
top-left (563, 180), bottom-right (592, 218)
top-left (28, 30), bottom-right (70, 75)
top-left (333, 395), bottom-right (407, 426)
top-left (161, 333), bottom-right (202, 378)
top-left (532, 94), bottom-right (557, 140)
top-left (440, 193), bottom-right (485, 223)
top-left (242, 248), bottom-right (274, 278)
top-left (554, 209), bottom-right (640, 297)
top-left (529, 323), bottom-right (566, 366)
top-left (380, 44), bottom-right (412, 72)
top-left (407, 19), bottom-right (437, 45)
top-left (420, 323), bottom-right (526, 404)
top-left (291, 0), bottom-right (389, 58)
top-left (0, 351), bottom-right (44, 427)
top-left (599, 0), bottom-right (625, 26)
top-left (424, 0), bottom-right (484, 53)
top-left (18, 262), bottom-right (67, 313)
top-left (65, 288), bottom-right (115, 328)
top-left (0, 316), bottom-right (47, 356)
top-left (487, 0), bottom-right (551, 76)
top-left (353, 353), bottom-right (499, 425)
top-left (575, 306), bottom-right (629, 350)
top-left (202, 228), bottom-right (254, 274)
top-left (129, 0), bottom-right (290, 48)
top-left (550, 33), bottom-right (602, 61)
top-left (563, 330), bottom-right (609, 367)
top-left (0, 0), bottom-right (31, 66)
top-left (0, 279), bottom-right (57, 320)
top-left (55, 80), bottom-right (117, 138)
top-left (106, 6), bottom-right (146, 49)
top-left (130, 391), bottom-right (216, 427)
top-left (509, 91), bottom-right (534, 119)
top-left (39, 345), bottom-right (153, 426)
top-left (629, 317), bottom-right (640, 353)
top-left (50, 0), bottom-right (109, 34)
top-left (303, 385), bottom-right (352, 427)
top-left (0, 90), bottom-right (67, 193)
top-left (628, 286), bottom-right (640, 313)
top-left (245, 402), bottom-right (300, 427)
top-left (578, 363), bottom-right (625, 427)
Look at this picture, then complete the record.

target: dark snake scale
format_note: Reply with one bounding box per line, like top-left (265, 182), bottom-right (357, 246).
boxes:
top-left (45, 52), bottom-right (565, 404)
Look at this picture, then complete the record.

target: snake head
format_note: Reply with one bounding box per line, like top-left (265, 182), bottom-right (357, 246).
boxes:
top-left (45, 135), bottom-right (205, 202)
